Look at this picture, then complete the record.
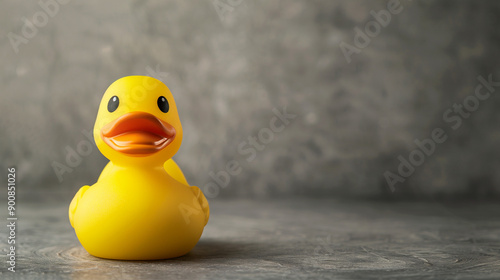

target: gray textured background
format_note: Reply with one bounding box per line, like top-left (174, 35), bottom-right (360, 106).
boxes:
top-left (1, 0), bottom-right (500, 201)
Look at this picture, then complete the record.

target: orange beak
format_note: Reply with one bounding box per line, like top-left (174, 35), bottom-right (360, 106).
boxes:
top-left (101, 112), bottom-right (176, 156)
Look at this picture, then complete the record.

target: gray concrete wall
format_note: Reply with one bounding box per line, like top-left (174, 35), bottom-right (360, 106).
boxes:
top-left (1, 0), bottom-right (500, 200)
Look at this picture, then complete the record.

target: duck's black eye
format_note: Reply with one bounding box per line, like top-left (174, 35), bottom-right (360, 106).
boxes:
top-left (157, 96), bottom-right (169, 113)
top-left (107, 96), bottom-right (119, 112)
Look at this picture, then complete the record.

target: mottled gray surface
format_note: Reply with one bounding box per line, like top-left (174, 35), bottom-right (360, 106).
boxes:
top-left (1, 199), bottom-right (500, 279)
top-left (1, 0), bottom-right (500, 200)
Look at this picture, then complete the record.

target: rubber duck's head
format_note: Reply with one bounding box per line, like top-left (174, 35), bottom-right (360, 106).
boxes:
top-left (93, 76), bottom-right (183, 166)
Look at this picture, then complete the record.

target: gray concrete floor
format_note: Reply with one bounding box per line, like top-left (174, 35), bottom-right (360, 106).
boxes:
top-left (0, 199), bottom-right (499, 279)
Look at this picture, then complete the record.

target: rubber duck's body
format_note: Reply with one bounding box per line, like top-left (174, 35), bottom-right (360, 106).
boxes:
top-left (69, 76), bottom-right (209, 260)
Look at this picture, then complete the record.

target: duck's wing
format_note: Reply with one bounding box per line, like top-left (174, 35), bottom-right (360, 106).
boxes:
top-left (68, 185), bottom-right (90, 228)
top-left (164, 159), bottom-right (209, 224)
top-left (190, 186), bottom-right (210, 225)
top-left (164, 159), bottom-right (189, 185)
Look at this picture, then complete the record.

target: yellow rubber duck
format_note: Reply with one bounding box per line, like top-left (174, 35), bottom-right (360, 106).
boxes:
top-left (69, 76), bottom-right (209, 260)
